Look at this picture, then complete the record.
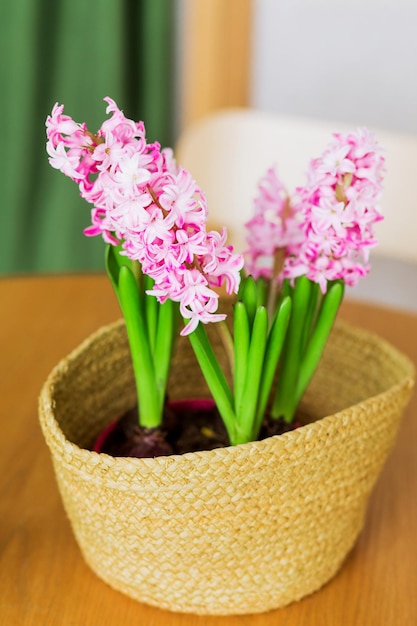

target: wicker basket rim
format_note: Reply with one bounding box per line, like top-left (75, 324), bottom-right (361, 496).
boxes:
top-left (39, 317), bottom-right (415, 471)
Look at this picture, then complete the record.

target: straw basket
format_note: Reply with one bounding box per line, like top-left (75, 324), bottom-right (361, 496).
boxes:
top-left (39, 318), bottom-right (414, 615)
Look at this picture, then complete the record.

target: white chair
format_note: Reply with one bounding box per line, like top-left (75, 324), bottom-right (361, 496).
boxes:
top-left (176, 108), bottom-right (417, 311)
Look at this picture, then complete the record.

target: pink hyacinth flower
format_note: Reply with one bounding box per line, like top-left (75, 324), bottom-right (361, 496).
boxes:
top-left (283, 129), bottom-right (385, 292)
top-left (46, 98), bottom-right (244, 334)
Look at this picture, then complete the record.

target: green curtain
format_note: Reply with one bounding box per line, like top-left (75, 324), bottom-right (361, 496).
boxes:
top-left (1, 0), bottom-right (175, 274)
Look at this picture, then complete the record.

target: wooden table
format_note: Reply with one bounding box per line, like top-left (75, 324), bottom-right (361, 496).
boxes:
top-left (1, 274), bottom-right (416, 625)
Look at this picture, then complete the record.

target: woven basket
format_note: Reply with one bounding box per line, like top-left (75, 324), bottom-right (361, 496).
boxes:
top-left (39, 318), bottom-right (414, 615)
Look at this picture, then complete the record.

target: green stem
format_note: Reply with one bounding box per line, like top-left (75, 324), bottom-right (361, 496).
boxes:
top-left (217, 319), bottom-right (235, 374)
top-left (187, 323), bottom-right (237, 444)
top-left (266, 277), bottom-right (279, 321)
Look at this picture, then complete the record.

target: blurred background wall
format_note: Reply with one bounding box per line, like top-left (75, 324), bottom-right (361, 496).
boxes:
top-left (251, 0), bottom-right (417, 134)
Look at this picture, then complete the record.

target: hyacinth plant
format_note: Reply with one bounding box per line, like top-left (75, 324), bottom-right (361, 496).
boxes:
top-left (46, 98), bottom-right (384, 451)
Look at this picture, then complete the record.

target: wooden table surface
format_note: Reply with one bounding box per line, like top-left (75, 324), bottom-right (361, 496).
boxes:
top-left (1, 274), bottom-right (416, 625)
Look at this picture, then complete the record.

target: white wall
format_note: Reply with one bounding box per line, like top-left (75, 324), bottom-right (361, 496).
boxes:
top-left (250, 1), bottom-right (417, 310)
top-left (251, 0), bottom-right (417, 133)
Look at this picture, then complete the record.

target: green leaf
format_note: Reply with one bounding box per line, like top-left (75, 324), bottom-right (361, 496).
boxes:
top-left (236, 269), bottom-right (246, 300)
top-left (187, 323), bottom-right (236, 444)
top-left (154, 299), bottom-right (176, 415)
top-left (105, 244), bottom-right (121, 301)
top-left (144, 274), bottom-right (158, 355)
top-left (254, 296), bottom-right (292, 435)
top-left (300, 280), bottom-right (321, 356)
top-left (105, 244), bottom-right (138, 303)
top-left (271, 276), bottom-right (312, 422)
top-left (237, 306), bottom-right (268, 444)
top-left (256, 276), bottom-right (267, 307)
top-left (241, 275), bottom-right (258, 329)
top-left (118, 266), bottom-right (160, 428)
top-left (233, 302), bottom-right (250, 417)
top-left (296, 281), bottom-right (344, 403)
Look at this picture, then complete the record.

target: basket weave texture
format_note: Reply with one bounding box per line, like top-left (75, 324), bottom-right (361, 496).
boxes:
top-left (39, 319), bottom-right (414, 615)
